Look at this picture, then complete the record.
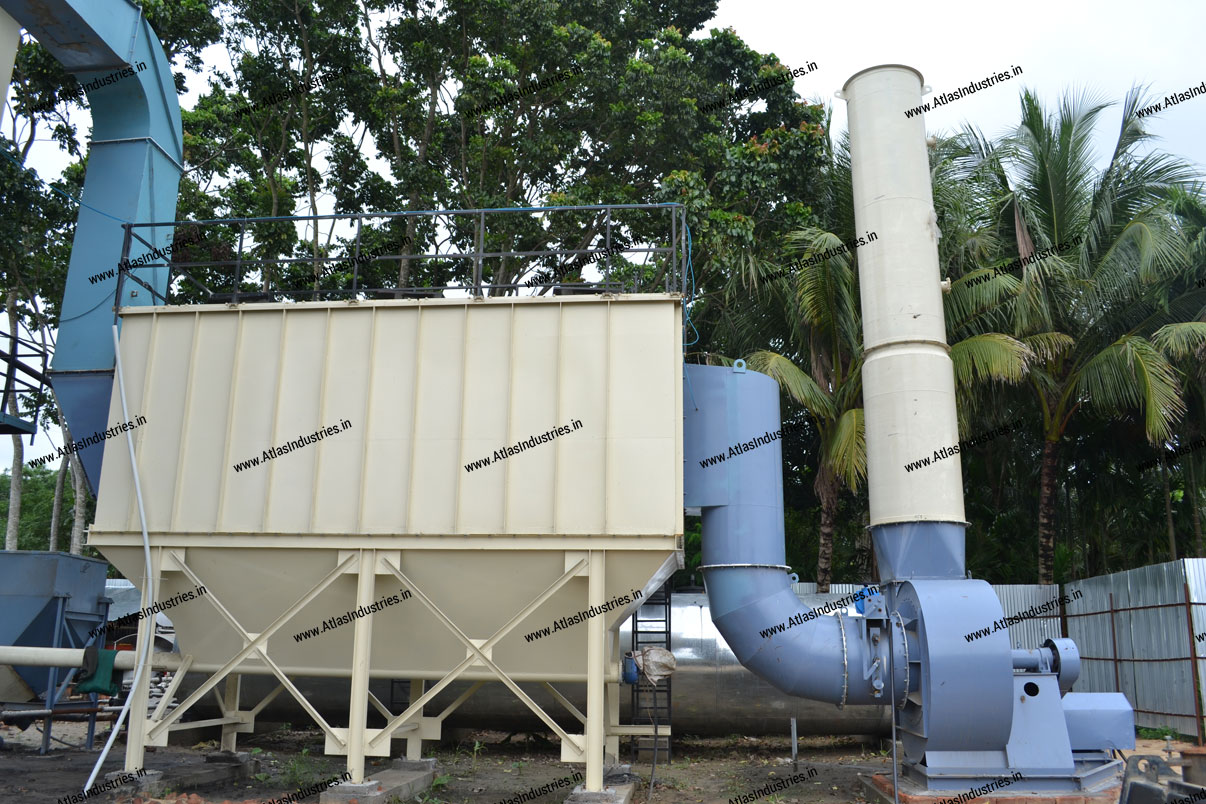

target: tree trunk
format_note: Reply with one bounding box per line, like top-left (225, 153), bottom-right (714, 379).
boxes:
top-left (48, 454), bottom-right (67, 552)
top-left (5, 291), bottom-right (22, 551)
top-left (815, 469), bottom-right (838, 593)
top-left (69, 453), bottom-right (88, 554)
top-left (1037, 439), bottom-right (1059, 584)
top-left (1189, 453), bottom-right (1202, 557)
top-left (1160, 457), bottom-right (1177, 561)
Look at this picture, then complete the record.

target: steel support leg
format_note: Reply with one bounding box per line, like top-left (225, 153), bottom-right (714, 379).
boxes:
top-left (346, 550), bottom-right (376, 783)
top-left (606, 629), bottom-right (620, 761)
top-left (406, 679), bottom-right (424, 760)
top-left (39, 595), bottom-right (67, 755)
top-left (586, 551), bottom-right (605, 791)
top-left (125, 546), bottom-right (162, 771)
top-left (220, 675), bottom-right (241, 752)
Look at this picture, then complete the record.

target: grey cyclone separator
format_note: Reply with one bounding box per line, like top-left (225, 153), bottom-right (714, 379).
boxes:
top-left (684, 361), bottom-right (903, 707)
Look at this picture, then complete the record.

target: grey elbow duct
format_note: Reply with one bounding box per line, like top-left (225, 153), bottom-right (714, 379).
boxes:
top-left (684, 361), bottom-right (903, 708)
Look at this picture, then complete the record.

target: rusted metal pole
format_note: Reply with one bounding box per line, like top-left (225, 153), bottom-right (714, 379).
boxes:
top-left (1109, 592), bottom-right (1122, 695)
top-left (1184, 579), bottom-right (1205, 745)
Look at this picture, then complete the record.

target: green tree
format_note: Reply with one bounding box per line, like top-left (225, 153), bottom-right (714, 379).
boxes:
top-left (0, 464), bottom-right (95, 554)
top-left (956, 88), bottom-right (1200, 583)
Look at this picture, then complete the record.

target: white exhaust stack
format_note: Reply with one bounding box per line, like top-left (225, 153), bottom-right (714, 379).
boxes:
top-left (837, 65), bottom-right (966, 579)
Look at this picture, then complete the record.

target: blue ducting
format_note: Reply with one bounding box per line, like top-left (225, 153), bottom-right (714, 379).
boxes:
top-left (684, 362), bottom-right (902, 707)
top-left (2, 0), bottom-right (182, 492)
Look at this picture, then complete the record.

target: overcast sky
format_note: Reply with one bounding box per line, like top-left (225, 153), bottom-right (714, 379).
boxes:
top-left (4, 0), bottom-right (1204, 471)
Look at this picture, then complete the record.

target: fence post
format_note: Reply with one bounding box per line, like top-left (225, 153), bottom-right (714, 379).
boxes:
top-left (1184, 578), bottom-right (1205, 745)
top-left (1108, 592), bottom-right (1121, 696)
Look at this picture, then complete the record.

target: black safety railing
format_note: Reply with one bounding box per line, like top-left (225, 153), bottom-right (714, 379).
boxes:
top-left (112, 203), bottom-right (687, 317)
top-left (0, 323), bottom-right (50, 437)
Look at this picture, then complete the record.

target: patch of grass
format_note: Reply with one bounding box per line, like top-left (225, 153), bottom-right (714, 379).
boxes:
top-left (280, 747), bottom-right (326, 789)
top-left (1137, 726), bottom-right (1182, 740)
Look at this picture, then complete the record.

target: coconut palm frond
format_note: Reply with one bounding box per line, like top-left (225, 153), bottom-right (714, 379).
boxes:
top-left (1073, 335), bottom-right (1185, 441)
top-left (1152, 322), bottom-right (1206, 360)
top-left (1021, 332), bottom-right (1075, 365)
top-left (743, 349), bottom-right (836, 420)
top-left (823, 407), bottom-right (865, 492)
top-left (950, 333), bottom-right (1032, 388)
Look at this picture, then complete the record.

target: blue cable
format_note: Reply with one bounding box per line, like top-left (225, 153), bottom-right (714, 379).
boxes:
top-left (0, 145), bottom-right (131, 223)
top-left (683, 220), bottom-right (699, 348)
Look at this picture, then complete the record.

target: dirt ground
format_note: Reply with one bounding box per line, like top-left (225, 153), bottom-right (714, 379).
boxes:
top-left (0, 720), bottom-right (900, 804)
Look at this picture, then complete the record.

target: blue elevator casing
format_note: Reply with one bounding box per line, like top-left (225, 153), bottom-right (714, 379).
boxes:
top-left (1, 0), bottom-right (184, 492)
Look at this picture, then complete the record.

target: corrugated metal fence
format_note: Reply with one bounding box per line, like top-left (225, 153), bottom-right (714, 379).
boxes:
top-left (1066, 558), bottom-right (1206, 742)
top-left (795, 567), bottom-right (1206, 742)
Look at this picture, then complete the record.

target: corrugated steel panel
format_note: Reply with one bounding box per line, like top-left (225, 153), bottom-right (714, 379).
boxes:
top-left (93, 297), bottom-right (683, 537)
top-left (992, 584), bottom-right (1062, 647)
top-left (1067, 560), bottom-right (1201, 738)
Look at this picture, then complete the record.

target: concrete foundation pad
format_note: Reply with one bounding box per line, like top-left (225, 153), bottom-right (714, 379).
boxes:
top-left (104, 767), bottom-right (163, 797)
top-left (318, 766), bottom-right (435, 804)
top-left (563, 782), bottom-right (635, 804)
top-left (109, 751), bottom-right (260, 798)
top-left (861, 773), bottom-right (1122, 804)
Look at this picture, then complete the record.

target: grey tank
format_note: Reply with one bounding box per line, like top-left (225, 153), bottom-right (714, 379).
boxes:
top-left (177, 592), bottom-right (890, 737)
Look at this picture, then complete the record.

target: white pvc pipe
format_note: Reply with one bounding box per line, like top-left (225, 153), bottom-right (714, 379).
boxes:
top-left (838, 65), bottom-right (965, 527)
top-left (0, 645), bottom-right (184, 670)
top-left (83, 326), bottom-right (156, 791)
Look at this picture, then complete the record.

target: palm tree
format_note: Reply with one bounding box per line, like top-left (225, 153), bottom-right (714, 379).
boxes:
top-left (966, 88), bottom-right (1200, 583)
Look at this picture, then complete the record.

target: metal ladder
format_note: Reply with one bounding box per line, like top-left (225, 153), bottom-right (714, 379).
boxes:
top-left (629, 581), bottom-right (671, 762)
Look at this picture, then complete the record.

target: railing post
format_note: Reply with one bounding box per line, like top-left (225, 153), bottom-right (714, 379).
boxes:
top-left (668, 207), bottom-right (676, 295)
top-left (604, 207), bottom-right (612, 290)
top-left (233, 222), bottom-right (246, 302)
top-left (114, 224), bottom-right (133, 325)
top-left (473, 211), bottom-right (484, 298)
top-left (351, 216), bottom-right (363, 295)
